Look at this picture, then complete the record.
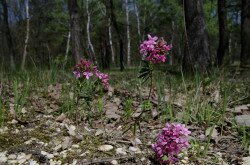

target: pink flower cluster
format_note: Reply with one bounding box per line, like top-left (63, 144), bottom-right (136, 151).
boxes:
top-left (152, 123), bottom-right (191, 164)
top-left (140, 34), bottom-right (172, 64)
top-left (73, 59), bottom-right (109, 89)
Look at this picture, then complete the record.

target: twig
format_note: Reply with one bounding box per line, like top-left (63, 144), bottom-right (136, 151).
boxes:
top-left (80, 155), bottom-right (136, 165)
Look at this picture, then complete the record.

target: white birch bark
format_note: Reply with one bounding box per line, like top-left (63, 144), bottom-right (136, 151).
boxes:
top-left (109, 18), bottom-right (115, 64)
top-left (134, 0), bottom-right (141, 40)
top-left (86, 0), bottom-right (97, 64)
top-left (21, 0), bottom-right (30, 70)
top-left (63, 31), bottom-right (71, 69)
top-left (125, 0), bottom-right (131, 66)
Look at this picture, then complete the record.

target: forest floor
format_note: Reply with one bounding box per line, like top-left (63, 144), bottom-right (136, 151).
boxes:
top-left (0, 67), bottom-right (250, 165)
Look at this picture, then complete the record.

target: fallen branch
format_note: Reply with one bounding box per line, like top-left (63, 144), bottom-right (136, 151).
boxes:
top-left (80, 155), bottom-right (136, 165)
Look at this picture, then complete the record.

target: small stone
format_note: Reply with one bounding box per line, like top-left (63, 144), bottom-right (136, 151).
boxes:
top-left (184, 157), bottom-right (188, 160)
top-left (62, 137), bottom-right (72, 150)
top-left (29, 160), bottom-right (38, 165)
top-left (47, 154), bottom-right (54, 159)
top-left (235, 115), bottom-right (250, 127)
top-left (41, 151), bottom-right (48, 155)
top-left (72, 144), bottom-right (79, 148)
top-left (243, 157), bottom-right (250, 165)
top-left (8, 160), bottom-right (17, 164)
top-left (72, 159), bottom-right (77, 165)
top-left (21, 108), bottom-right (27, 114)
top-left (11, 119), bottom-right (18, 124)
top-left (0, 156), bottom-right (7, 162)
top-left (25, 154), bottom-right (32, 160)
top-left (98, 145), bottom-right (114, 152)
top-left (18, 159), bottom-right (26, 164)
top-left (8, 154), bottom-right (17, 159)
top-left (17, 153), bottom-right (26, 160)
top-left (15, 129), bottom-right (20, 134)
top-left (181, 159), bottom-right (188, 164)
top-left (56, 113), bottom-right (66, 122)
top-left (116, 148), bottom-right (127, 155)
top-left (129, 146), bottom-right (139, 152)
top-left (53, 144), bottom-right (62, 151)
top-left (111, 160), bottom-right (118, 165)
top-left (95, 129), bottom-right (104, 136)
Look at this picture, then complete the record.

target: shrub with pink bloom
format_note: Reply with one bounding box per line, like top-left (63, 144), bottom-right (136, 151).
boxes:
top-left (73, 58), bottom-right (109, 89)
top-left (140, 34), bottom-right (172, 64)
top-left (152, 123), bottom-right (191, 164)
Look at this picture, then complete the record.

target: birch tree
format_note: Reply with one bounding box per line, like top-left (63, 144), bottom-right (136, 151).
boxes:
top-left (134, 0), bottom-right (141, 41)
top-left (86, 0), bottom-right (97, 65)
top-left (108, 17), bottom-right (115, 64)
top-left (125, 0), bottom-right (131, 66)
top-left (63, 31), bottom-right (71, 69)
top-left (21, 0), bottom-right (30, 70)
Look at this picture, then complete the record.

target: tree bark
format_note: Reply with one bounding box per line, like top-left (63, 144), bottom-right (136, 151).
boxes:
top-left (125, 0), bottom-right (131, 66)
top-left (21, 0), bottom-right (30, 70)
top-left (183, 0), bottom-right (211, 73)
top-left (241, 0), bottom-right (250, 67)
top-left (108, 18), bottom-right (115, 64)
top-left (86, 0), bottom-right (97, 65)
top-left (107, 0), bottom-right (124, 71)
top-left (217, 0), bottom-right (228, 66)
top-left (68, 0), bottom-right (83, 64)
top-left (63, 31), bottom-right (71, 69)
top-left (134, 0), bottom-right (141, 41)
top-left (1, 0), bottom-right (16, 70)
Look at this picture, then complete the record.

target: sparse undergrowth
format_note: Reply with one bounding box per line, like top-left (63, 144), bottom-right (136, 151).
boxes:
top-left (0, 67), bottom-right (249, 164)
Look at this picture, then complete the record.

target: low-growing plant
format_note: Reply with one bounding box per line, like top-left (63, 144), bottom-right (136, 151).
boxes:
top-left (72, 58), bottom-right (109, 120)
top-left (152, 123), bottom-right (191, 164)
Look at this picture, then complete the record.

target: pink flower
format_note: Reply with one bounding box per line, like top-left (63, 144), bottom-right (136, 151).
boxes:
top-left (73, 71), bottom-right (81, 79)
top-left (152, 123), bottom-right (191, 164)
top-left (83, 71), bottom-right (93, 79)
top-left (139, 34), bottom-right (172, 64)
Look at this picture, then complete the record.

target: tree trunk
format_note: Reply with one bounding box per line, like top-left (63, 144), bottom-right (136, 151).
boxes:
top-left (217, 0), bottom-right (228, 66)
top-left (21, 0), bottom-right (30, 70)
top-left (134, 0), bottom-right (141, 41)
top-left (108, 18), bottom-right (115, 64)
top-left (183, 0), bottom-right (211, 73)
top-left (63, 31), bottom-right (71, 69)
top-left (108, 0), bottom-right (124, 71)
top-left (125, 0), bottom-right (131, 66)
top-left (1, 0), bottom-right (15, 70)
top-left (86, 0), bottom-right (97, 65)
top-left (241, 0), bottom-right (250, 67)
top-left (68, 0), bottom-right (83, 64)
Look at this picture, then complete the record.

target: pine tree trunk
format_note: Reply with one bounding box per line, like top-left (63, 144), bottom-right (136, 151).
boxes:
top-left (217, 0), bottom-right (228, 66)
top-left (68, 0), bottom-right (83, 64)
top-left (21, 0), bottom-right (30, 70)
top-left (86, 0), bottom-right (97, 65)
top-left (241, 0), bottom-right (250, 67)
top-left (1, 0), bottom-right (15, 70)
top-left (125, 0), bottom-right (131, 66)
top-left (183, 0), bottom-right (211, 73)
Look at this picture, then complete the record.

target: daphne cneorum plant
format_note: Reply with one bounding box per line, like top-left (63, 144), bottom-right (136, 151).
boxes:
top-left (73, 58), bottom-right (109, 89)
top-left (152, 123), bottom-right (191, 164)
top-left (138, 34), bottom-right (172, 98)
